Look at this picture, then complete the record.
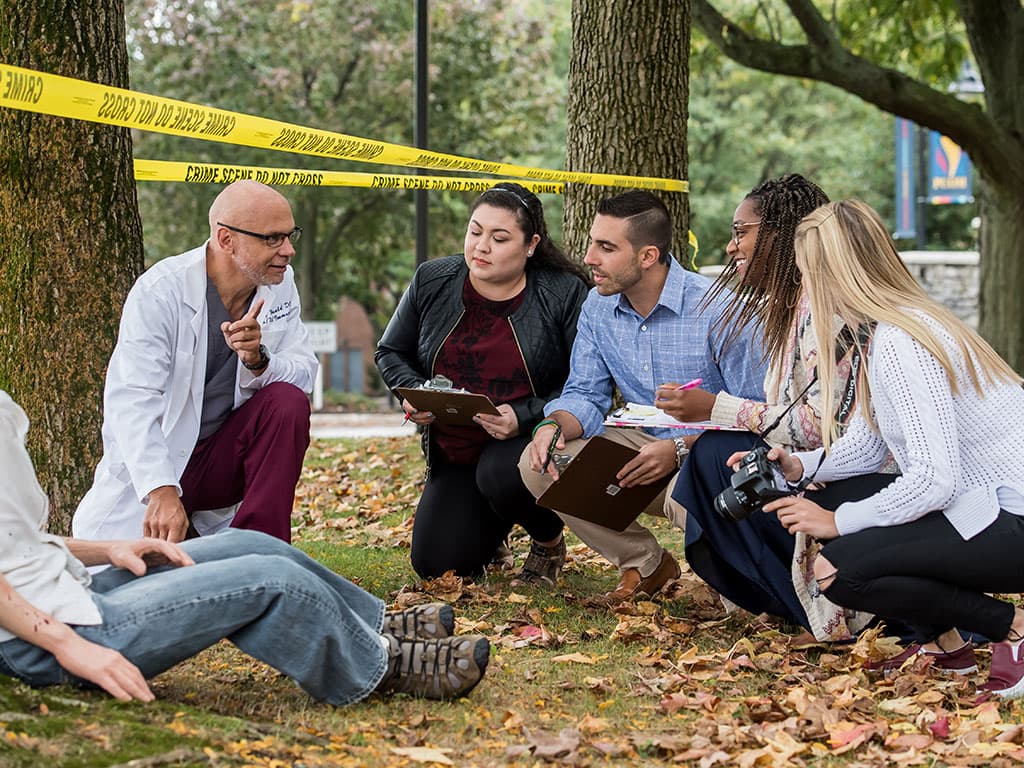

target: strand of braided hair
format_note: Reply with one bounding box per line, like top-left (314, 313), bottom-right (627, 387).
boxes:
top-left (701, 173), bottom-right (830, 365)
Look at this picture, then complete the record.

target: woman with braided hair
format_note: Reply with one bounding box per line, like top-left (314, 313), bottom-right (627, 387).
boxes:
top-left (661, 174), bottom-right (894, 641)
top-left (376, 182), bottom-right (588, 583)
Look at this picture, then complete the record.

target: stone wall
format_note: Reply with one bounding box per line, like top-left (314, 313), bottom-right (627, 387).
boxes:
top-left (699, 250), bottom-right (980, 328)
top-left (898, 251), bottom-right (979, 328)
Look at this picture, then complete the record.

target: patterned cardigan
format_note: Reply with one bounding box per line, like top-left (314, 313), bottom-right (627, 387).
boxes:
top-left (708, 293), bottom-right (873, 641)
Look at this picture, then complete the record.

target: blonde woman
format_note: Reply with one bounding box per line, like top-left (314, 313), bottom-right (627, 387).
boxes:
top-left (762, 199), bottom-right (1024, 698)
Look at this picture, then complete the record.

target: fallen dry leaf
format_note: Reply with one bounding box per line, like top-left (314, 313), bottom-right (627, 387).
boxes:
top-left (551, 652), bottom-right (601, 664)
top-left (388, 746), bottom-right (455, 765)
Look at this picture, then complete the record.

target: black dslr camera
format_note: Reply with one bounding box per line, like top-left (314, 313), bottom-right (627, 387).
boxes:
top-left (713, 445), bottom-right (792, 522)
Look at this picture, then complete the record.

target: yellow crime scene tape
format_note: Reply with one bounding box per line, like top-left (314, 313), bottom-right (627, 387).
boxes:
top-left (135, 159), bottom-right (700, 267)
top-left (0, 64), bottom-right (688, 193)
top-left (133, 160), bottom-right (565, 194)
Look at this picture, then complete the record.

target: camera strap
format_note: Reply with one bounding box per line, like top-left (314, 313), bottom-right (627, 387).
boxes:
top-left (756, 322), bottom-right (875, 491)
top-left (833, 322), bottom-right (874, 425)
top-left (756, 322), bottom-right (874, 440)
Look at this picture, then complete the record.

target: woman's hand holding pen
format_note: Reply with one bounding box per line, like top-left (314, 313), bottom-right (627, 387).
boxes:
top-left (401, 399), bottom-right (435, 426)
top-left (474, 404), bottom-right (519, 440)
top-left (654, 379), bottom-right (716, 422)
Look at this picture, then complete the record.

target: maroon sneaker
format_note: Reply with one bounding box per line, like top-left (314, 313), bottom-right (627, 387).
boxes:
top-left (978, 641), bottom-right (1024, 699)
top-left (864, 641), bottom-right (977, 677)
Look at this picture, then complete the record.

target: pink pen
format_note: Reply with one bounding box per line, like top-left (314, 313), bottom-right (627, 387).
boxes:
top-left (676, 378), bottom-right (703, 390)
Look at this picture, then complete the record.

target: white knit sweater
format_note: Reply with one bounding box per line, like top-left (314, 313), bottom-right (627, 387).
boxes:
top-left (794, 317), bottom-right (1024, 540)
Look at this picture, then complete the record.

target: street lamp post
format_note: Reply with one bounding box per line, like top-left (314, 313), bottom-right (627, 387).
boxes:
top-left (414, 0), bottom-right (429, 266)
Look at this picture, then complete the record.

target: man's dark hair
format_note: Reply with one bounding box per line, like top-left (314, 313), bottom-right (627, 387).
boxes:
top-left (596, 190), bottom-right (673, 264)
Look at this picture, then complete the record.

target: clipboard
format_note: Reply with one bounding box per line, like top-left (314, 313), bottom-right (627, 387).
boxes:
top-left (537, 436), bottom-right (672, 531)
top-left (396, 386), bottom-right (501, 426)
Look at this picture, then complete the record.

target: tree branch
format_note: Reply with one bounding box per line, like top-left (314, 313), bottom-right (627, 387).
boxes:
top-left (321, 196), bottom-right (383, 258)
top-left (692, 0), bottom-right (1024, 191)
top-left (783, 0), bottom-right (840, 52)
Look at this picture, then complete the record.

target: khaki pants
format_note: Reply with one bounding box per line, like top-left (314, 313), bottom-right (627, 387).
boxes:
top-left (518, 428), bottom-right (686, 577)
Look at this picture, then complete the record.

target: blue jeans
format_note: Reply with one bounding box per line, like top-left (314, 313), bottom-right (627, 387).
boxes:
top-left (0, 530), bottom-right (387, 706)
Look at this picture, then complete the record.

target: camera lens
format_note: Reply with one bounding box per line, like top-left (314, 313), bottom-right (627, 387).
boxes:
top-left (713, 487), bottom-right (752, 522)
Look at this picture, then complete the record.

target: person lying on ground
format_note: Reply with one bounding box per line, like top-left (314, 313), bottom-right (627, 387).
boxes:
top-left (0, 390), bottom-right (489, 703)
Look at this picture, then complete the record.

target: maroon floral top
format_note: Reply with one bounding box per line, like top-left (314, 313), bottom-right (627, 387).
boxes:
top-left (432, 278), bottom-right (532, 464)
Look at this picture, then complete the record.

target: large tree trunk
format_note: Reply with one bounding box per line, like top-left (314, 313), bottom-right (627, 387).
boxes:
top-left (564, 0), bottom-right (690, 262)
top-left (0, 2), bottom-right (144, 534)
top-left (978, 181), bottom-right (1024, 368)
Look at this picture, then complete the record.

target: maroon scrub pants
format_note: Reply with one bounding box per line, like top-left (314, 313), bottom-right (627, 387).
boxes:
top-left (179, 382), bottom-right (311, 542)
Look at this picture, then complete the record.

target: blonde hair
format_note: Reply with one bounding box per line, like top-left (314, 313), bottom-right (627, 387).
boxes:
top-left (795, 199), bottom-right (1022, 449)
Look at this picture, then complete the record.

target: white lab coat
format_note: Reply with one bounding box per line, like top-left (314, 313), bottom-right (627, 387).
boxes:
top-left (72, 243), bottom-right (318, 541)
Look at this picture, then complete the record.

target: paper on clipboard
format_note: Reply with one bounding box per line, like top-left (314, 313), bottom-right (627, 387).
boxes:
top-left (604, 403), bottom-right (743, 431)
top-left (395, 386), bottom-right (501, 427)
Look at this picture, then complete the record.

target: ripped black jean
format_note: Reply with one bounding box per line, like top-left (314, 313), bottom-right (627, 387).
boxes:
top-left (821, 509), bottom-right (1024, 643)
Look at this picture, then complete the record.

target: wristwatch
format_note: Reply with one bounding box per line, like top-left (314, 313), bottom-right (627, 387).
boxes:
top-left (242, 344), bottom-right (270, 371)
top-left (672, 436), bottom-right (689, 468)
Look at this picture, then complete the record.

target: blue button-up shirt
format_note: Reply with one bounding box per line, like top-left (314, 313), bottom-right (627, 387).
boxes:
top-left (546, 258), bottom-right (767, 439)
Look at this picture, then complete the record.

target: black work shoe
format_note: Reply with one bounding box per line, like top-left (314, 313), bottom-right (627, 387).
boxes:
top-left (377, 634), bottom-right (490, 699)
top-left (511, 537), bottom-right (566, 587)
top-left (383, 603), bottom-right (455, 640)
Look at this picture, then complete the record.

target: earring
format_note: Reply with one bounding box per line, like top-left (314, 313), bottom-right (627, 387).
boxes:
top-left (527, 250), bottom-right (534, 257)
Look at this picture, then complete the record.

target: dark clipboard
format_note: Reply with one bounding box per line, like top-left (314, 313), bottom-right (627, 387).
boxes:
top-left (395, 386), bottom-right (501, 426)
top-left (537, 436), bottom-right (672, 531)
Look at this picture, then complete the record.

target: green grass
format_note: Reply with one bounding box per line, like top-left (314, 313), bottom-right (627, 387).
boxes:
top-left (3, 435), bottom-right (1023, 766)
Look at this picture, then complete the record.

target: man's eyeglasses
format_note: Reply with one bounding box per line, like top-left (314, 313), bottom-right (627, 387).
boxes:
top-left (217, 222), bottom-right (302, 248)
top-left (731, 220), bottom-right (762, 246)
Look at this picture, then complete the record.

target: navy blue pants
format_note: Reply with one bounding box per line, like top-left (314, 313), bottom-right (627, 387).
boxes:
top-left (673, 431), bottom-right (892, 631)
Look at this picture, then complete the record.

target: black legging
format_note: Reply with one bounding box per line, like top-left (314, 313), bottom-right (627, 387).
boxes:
top-left (410, 435), bottom-right (564, 579)
top-left (821, 509), bottom-right (1024, 643)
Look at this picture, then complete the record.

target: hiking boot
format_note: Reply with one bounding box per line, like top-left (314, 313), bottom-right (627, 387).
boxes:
top-left (511, 537), bottom-right (566, 587)
top-left (383, 603), bottom-right (454, 640)
top-left (978, 640), bottom-right (1024, 699)
top-left (864, 640), bottom-right (978, 677)
top-left (377, 634), bottom-right (490, 700)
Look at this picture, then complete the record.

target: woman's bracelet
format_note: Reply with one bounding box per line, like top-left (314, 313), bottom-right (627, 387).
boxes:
top-left (532, 418), bottom-right (559, 437)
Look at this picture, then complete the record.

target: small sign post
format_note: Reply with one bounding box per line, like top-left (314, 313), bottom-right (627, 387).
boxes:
top-left (304, 322), bottom-right (338, 411)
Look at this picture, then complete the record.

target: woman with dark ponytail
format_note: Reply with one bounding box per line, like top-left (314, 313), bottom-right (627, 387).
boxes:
top-left (376, 183), bottom-right (589, 582)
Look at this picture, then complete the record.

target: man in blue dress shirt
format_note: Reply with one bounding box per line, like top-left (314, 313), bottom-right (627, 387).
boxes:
top-left (520, 191), bottom-right (766, 602)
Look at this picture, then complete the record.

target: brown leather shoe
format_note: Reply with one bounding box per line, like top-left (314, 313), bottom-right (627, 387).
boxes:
top-left (603, 551), bottom-right (681, 604)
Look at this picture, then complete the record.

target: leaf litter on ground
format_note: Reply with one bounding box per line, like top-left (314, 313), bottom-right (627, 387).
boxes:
top-left (6, 435), bottom-right (1024, 766)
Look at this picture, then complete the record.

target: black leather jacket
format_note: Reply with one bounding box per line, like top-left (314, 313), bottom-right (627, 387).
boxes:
top-left (375, 255), bottom-right (588, 466)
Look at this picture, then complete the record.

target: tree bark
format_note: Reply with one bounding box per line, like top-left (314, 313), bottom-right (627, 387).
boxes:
top-left (978, 180), bottom-right (1024, 370)
top-left (692, 0), bottom-right (1024, 369)
top-left (0, 1), bottom-right (143, 534)
top-left (564, 0), bottom-right (690, 262)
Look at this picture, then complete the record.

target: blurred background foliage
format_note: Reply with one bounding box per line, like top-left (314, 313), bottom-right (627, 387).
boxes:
top-left (126, 0), bottom-right (977, 330)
